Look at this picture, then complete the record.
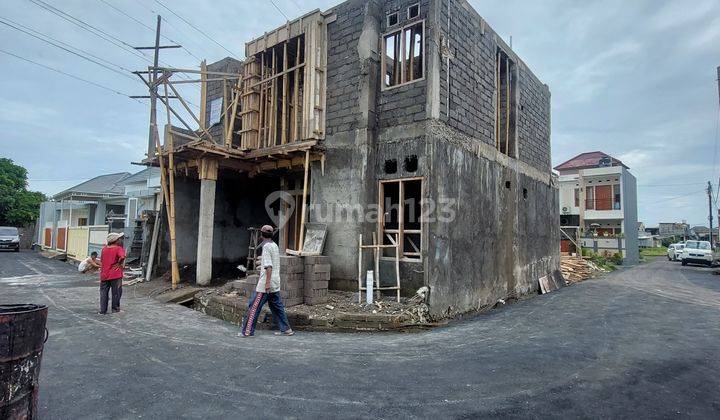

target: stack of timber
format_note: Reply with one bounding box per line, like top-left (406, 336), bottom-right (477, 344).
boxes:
top-left (560, 256), bottom-right (595, 284)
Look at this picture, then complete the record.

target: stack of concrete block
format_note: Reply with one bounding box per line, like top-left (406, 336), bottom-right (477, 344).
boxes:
top-left (280, 256), bottom-right (305, 307)
top-left (303, 255), bottom-right (331, 305)
top-left (230, 274), bottom-right (258, 296)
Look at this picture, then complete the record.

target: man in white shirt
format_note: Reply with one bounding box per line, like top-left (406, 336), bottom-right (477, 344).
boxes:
top-left (241, 225), bottom-right (294, 337)
top-left (78, 252), bottom-right (101, 273)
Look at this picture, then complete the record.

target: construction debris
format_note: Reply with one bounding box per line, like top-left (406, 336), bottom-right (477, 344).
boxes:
top-left (561, 256), bottom-right (604, 284)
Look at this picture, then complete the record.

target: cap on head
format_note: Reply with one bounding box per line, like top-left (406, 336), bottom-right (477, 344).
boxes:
top-left (106, 232), bottom-right (124, 245)
top-left (260, 225), bottom-right (274, 234)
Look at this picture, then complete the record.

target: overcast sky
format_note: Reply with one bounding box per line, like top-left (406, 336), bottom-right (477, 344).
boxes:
top-left (1, 0), bottom-right (719, 227)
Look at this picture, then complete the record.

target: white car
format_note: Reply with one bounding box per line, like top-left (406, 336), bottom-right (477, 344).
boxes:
top-left (667, 243), bottom-right (685, 261)
top-left (681, 240), bottom-right (713, 266)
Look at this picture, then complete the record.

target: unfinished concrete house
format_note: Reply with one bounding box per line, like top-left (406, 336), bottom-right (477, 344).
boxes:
top-left (141, 0), bottom-right (561, 318)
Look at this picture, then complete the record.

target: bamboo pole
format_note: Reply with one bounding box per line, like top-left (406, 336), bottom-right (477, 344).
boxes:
top-left (270, 48), bottom-right (277, 147)
top-left (372, 232), bottom-right (379, 295)
top-left (225, 78), bottom-right (241, 147)
top-left (199, 60), bottom-right (207, 130)
top-left (298, 150), bottom-right (310, 251)
top-left (282, 42), bottom-right (288, 145)
top-left (165, 80), bottom-right (214, 142)
top-left (258, 53), bottom-right (265, 149)
top-left (293, 37), bottom-right (300, 142)
top-left (161, 83), bottom-right (179, 289)
top-left (222, 78), bottom-right (228, 143)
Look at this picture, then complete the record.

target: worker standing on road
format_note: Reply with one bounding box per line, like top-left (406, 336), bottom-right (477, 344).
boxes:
top-left (98, 232), bottom-right (125, 315)
top-left (241, 225), bottom-right (294, 337)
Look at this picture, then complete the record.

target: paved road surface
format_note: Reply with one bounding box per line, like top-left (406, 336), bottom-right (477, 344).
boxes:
top-left (2, 251), bottom-right (720, 418)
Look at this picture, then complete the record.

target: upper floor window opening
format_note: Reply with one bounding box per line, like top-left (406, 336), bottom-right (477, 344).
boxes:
top-left (495, 48), bottom-right (517, 157)
top-left (382, 20), bottom-right (424, 89)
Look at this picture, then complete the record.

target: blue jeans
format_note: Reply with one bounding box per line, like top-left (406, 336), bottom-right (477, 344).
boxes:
top-left (241, 291), bottom-right (291, 336)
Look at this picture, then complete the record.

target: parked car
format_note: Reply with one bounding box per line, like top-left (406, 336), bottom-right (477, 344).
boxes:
top-left (680, 240), bottom-right (713, 266)
top-left (0, 226), bottom-right (21, 252)
top-left (667, 243), bottom-right (685, 261)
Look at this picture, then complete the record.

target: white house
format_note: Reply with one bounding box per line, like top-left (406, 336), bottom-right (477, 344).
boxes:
top-left (556, 151), bottom-right (639, 264)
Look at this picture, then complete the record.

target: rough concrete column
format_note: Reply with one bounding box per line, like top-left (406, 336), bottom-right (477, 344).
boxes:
top-left (196, 158), bottom-right (218, 286)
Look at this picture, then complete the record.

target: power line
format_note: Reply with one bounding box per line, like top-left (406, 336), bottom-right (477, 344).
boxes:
top-left (152, 0), bottom-right (240, 58)
top-left (0, 17), bottom-right (138, 83)
top-left (0, 48), bottom-right (143, 104)
top-left (28, 0), bottom-right (194, 84)
top-left (638, 182), bottom-right (706, 187)
top-left (96, 0), bottom-right (201, 62)
top-left (269, 0), bottom-right (290, 20)
top-left (27, 0), bottom-right (150, 62)
top-left (641, 189), bottom-right (707, 205)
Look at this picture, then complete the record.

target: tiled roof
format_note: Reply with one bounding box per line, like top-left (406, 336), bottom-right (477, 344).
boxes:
top-left (119, 168), bottom-right (160, 185)
top-left (554, 151), bottom-right (628, 171)
top-left (53, 172), bottom-right (131, 200)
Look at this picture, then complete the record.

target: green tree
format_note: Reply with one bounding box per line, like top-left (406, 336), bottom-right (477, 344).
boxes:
top-left (0, 158), bottom-right (46, 226)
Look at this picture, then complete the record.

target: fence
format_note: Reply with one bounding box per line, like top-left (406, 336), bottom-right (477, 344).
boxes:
top-left (581, 237), bottom-right (626, 257)
top-left (57, 225), bottom-right (109, 261)
top-left (66, 227), bottom-right (90, 260)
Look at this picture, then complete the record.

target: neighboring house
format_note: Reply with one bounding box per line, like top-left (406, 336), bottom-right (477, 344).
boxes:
top-left (645, 226), bottom-right (660, 236)
top-left (142, 0), bottom-right (561, 318)
top-left (637, 222), bottom-right (660, 248)
top-left (689, 226), bottom-right (717, 242)
top-left (120, 167), bottom-right (161, 225)
top-left (36, 172), bottom-right (130, 256)
top-left (658, 222), bottom-right (689, 239)
top-left (556, 151), bottom-right (639, 264)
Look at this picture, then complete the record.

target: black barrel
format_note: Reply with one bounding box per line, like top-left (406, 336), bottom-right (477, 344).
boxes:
top-left (0, 304), bottom-right (48, 420)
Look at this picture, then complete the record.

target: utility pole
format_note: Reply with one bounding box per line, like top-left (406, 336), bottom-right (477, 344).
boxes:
top-left (131, 16), bottom-right (181, 158)
top-left (708, 181), bottom-right (714, 248)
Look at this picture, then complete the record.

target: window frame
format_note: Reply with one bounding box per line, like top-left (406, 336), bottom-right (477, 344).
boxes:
top-left (381, 20), bottom-right (426, 90)
top-left (407, 3), bottom-right (419, 19)
top-left (378, 177), bottom-right (424, 262)
top-left (208, 97), bottom-right (223, 126)
top-left (613, 183), bottom-right (622, 210)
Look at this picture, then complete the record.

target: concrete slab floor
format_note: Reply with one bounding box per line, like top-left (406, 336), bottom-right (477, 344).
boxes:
top-left (1, 251), bottom-right (719, 418)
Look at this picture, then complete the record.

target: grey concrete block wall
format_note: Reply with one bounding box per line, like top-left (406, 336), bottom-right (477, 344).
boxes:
top-left (437, 0), bottom-right (551, 172)
top-left (424, 128), bottom-right (561, 317)
top-left (204, 57), bottom-right (243, 143)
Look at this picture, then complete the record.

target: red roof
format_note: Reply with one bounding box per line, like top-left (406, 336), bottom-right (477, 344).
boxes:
top-left (553, 151), bottom-right (628, 171)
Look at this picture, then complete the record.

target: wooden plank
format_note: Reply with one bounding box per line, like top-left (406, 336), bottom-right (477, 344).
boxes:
top-left (258, 53), bottom-right (265, 150)
top-left (298, 150), bottom-right (310, 250)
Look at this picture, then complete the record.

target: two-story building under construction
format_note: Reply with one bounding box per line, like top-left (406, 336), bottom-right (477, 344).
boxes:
top-left (142, 0), bottom-right (561, 318)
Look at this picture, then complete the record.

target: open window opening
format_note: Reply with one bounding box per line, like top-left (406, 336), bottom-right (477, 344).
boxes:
top-left (403, 155), bottom-right (418, 172)
top-left (379, 178), bottom-right (423, 261)
top-left (387, 12), bottom-right (398, 27)
top-left (407, 4), bottom-right (419, 19)
top-left (384, 159), bottom-right (398, 174)
top-left (495, 48), bottom-right (517, 157)
top-left (382, 21), bottom-right (424, 88)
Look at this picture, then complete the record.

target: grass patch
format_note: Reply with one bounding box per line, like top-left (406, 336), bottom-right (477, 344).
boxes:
top-left (640, 247), bottom-right (667, 257)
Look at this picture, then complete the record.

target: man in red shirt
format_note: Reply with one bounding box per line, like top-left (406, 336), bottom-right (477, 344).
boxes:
top-left (99, 232), bottom-right (125, 314)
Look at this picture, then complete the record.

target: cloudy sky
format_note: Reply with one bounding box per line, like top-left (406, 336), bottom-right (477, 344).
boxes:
top-left (1, 0), bottom-right (719, 227)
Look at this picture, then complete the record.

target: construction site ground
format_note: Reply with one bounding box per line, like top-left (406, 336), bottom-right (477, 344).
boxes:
top-left (5, 250), bottom-right (720, 418)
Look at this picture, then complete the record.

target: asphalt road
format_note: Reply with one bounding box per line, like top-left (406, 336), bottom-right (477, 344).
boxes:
top-left (2, 251), bottom-right (720, 419)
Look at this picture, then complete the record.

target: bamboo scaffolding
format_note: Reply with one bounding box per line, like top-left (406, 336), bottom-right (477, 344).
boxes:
top-left (162, 83), bottom-right (180, 289)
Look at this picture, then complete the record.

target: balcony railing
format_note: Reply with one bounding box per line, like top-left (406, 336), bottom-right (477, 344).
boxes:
top-left (585, 198), bottom-right (621, 211)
